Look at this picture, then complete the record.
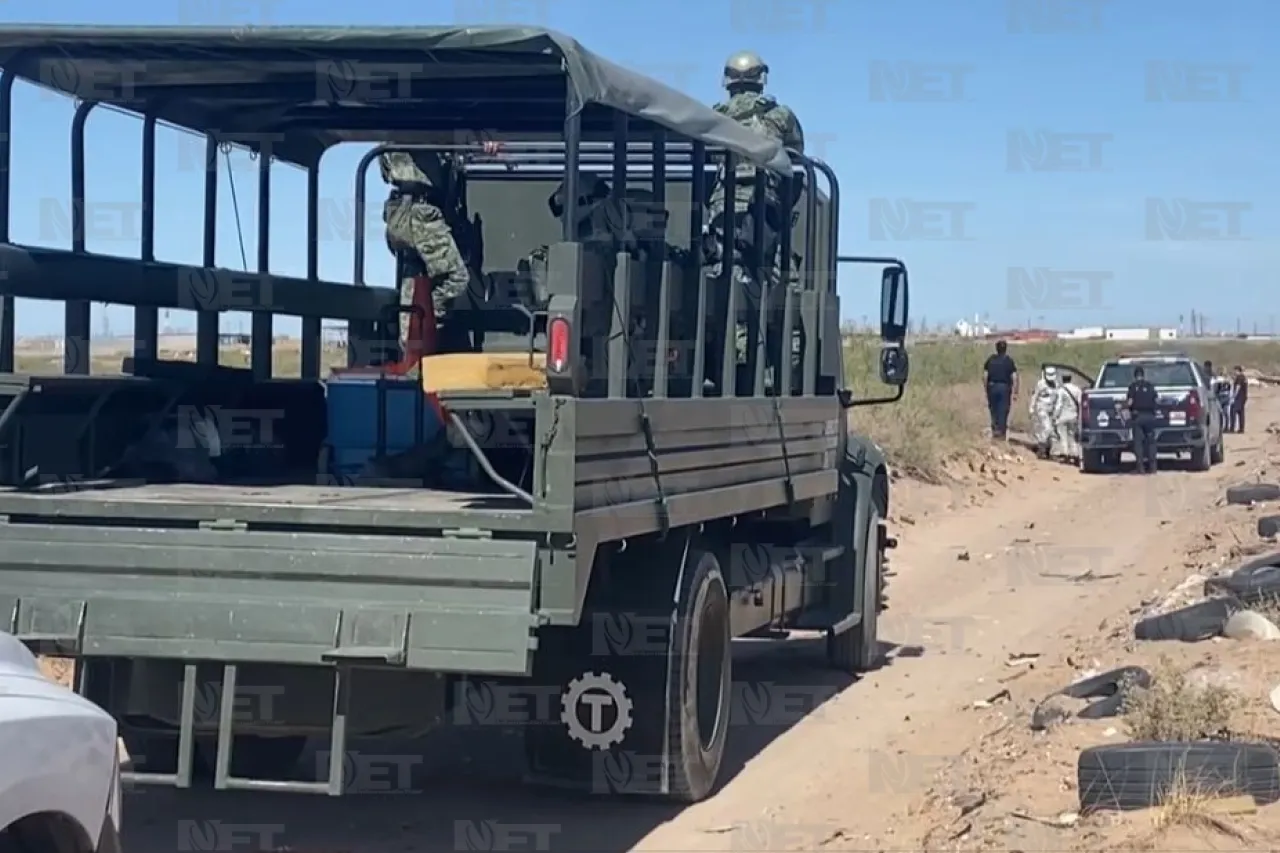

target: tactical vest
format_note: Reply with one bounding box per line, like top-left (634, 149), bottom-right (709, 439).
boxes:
top-left (711, 93), bottom-right (794, 211)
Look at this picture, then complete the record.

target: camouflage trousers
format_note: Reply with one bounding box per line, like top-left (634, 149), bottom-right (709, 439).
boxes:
top-left (383, 196), bottom-right (470, 354)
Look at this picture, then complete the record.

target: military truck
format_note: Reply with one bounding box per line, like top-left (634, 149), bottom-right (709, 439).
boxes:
top-left (0, 26), bottom-right (910, 803)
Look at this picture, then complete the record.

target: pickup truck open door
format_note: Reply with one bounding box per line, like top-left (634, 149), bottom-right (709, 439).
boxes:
top-left (1041, 363), bottom-right (1094, 389)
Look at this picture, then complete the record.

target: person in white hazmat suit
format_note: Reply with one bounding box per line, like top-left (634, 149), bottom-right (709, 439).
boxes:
top-left (1029, 366), bottom-right (1059, 459)
top-left (1051, 373), bottom-right (1083, 463)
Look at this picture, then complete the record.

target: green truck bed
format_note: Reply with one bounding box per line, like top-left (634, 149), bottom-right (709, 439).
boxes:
top-left (0, 483), bottom-right (543, 676)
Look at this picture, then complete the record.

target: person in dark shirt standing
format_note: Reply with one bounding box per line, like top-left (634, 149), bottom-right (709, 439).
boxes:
top-left (982, 340), bottom-right (1019, 440)
top-left (1124, 366), bottom-right (1160, 474)
top-left (1230, 365), bottom-right (1249, 433)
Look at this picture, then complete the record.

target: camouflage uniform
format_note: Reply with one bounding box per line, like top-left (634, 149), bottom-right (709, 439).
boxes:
top-left (705, 53), bottom-right (805, 370)
top-left (379, 151), bottom-right (472, 355)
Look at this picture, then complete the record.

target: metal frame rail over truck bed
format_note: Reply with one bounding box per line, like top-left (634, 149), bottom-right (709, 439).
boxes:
top-left (0, 25), bottom-right (911, 803)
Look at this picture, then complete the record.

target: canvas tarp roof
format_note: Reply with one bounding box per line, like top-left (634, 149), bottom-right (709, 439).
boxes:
top-left (0, 25), bottom-right (793, 172)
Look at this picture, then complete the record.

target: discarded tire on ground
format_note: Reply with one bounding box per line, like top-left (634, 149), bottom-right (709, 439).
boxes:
top-left (1133, 599), bottom-right (1236, 642)
top-left (1225, 483), bottom-right (1280, 506)
top-left (1032, 666), bottom-right (1152, 730)
top-left (1078, 741), bottom-right (1280, 812)
top-left (1259, 515), bottom-right (1280, 538)
top-left (1203, 551), bottom-right (1280, 604)
top-left (1063, 666), bottom-right (1151, 718)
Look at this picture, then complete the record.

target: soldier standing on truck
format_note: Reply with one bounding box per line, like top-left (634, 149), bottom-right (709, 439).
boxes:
top-left (379, 141), bottom-right (502, 361)
top-left (706, 52), bottom-right (805, 364)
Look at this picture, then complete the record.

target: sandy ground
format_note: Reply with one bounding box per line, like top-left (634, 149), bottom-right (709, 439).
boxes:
top-left (103, 392), bottom-right (1280, 853)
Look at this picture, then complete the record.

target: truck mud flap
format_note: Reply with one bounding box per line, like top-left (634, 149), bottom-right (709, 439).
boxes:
top-left (0, 523), bottom-right (541, 677)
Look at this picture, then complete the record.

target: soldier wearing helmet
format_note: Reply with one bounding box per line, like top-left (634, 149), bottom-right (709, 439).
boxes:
top-left (707, 51), bottom-right (806, 376)
top-left (709, 51), bottom-right (805, 224)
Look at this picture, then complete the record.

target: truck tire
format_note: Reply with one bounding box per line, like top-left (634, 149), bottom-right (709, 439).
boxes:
top-left (1226, 483), bottom-right (1280, 505)
top-left (1032, 666), bottom-right (1152, 730)
top-left (665, 547), bottom-right (732, 802)
top-left (1202, 555), bottom-right (1280, 605)
top-left (1211, 433), bottom-right (1225, 465)
top-left (1078, 741), bottom-right (1280, 812)
top-left (1190, 439), bottom-right (1212, 472)
top-left (1133, 598), bottom-right (1235, 642)
top-left (523, 537), bottom-right (730, 803)
top-left (1079, 450), bottom-right (1105, 474)
top-left (827, 504), bottom-right (885, 673)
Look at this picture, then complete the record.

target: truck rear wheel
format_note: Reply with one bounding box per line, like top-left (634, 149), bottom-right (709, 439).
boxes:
top-left (827, 505), bottom-right (886, 673)
top-left (666, 548), bottom-right (732, 801)
top-left (1191, 439), bottom-right (1212, 472)
top-left (1080, 450), bottom-right (1105, 473)
top-left (523, 534), bottom-right (730, 803)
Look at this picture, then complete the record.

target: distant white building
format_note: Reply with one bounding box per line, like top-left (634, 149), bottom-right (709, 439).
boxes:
top-left (1105, 328), bottom-right (1156, 341)
top-left (1058, 326), bottom-right (1105, 340)
top-left (1056, 326), bottom-right (1177, 342)
top-left (954, 317), bottom-right (991, 338)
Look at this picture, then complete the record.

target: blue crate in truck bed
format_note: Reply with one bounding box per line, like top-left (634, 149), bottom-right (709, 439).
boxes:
top-left (324, 374), bottom-right (443, 477)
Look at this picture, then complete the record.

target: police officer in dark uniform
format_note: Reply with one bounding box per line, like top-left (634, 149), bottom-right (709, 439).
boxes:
top-left (1125, 366), bottom-right (1160, 474)
top-left (982, 340), bottom-right (1019, 440)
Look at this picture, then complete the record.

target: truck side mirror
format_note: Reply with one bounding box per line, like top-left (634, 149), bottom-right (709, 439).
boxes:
top-left (878, 344), bottom-right (909, 387)
top-left (880, 265), bottom-right (909, 342)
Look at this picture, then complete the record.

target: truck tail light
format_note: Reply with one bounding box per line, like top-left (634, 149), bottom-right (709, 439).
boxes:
top-left (1081, 395), bottom-right (1090, 421)
top-left (1186, 389), bottom-right (1202, 419)
top-left (548, 317), bottom-right (571, 373)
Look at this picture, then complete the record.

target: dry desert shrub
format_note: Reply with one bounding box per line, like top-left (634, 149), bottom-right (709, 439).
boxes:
top-left (1123, 657), bottom-right (1239, 742)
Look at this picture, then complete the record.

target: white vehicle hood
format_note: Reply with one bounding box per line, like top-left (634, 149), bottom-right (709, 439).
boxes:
top-left (0, 651), bottom-right (116, 849)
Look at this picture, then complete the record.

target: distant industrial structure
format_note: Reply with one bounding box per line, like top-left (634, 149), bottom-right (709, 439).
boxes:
top-left (1058, 326), bottom-right (1179, 342)
top-left (953, 320), bottom-right (1180, 344)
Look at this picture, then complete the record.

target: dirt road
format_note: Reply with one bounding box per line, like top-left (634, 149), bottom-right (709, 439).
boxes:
top-left (121, 392), bottom-right (1279, 853)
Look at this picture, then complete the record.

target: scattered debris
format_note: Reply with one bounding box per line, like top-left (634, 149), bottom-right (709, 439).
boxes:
top-left (1010, 809), bottom-right (1079, 829)
top-left (972, 689), bottom-right (1012, 709)
top-left (1043, 569), bottom-right (1120, 584)
top-left (952, 791), bottom-right (987, 817)
top-left (1031, 693), bottom-right (1089, 731)
top-left (1031, 666), bottom-right (1150, 730)
top-left (1006, 652), bottom-right (1040, 667)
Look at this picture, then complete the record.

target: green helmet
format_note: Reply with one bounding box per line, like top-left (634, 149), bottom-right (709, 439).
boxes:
top-left (723, 51), bottom-right (768, 90)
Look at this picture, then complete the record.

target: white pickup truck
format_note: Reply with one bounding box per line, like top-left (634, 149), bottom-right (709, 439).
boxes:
top-left (1047, 352), bottom-right (1225, 474)
top-left (0, 633), bottom-right (123, 853)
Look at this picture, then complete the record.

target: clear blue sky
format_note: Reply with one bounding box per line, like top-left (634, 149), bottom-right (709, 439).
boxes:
top-left (1, 0), bottom-right (1274, 336)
